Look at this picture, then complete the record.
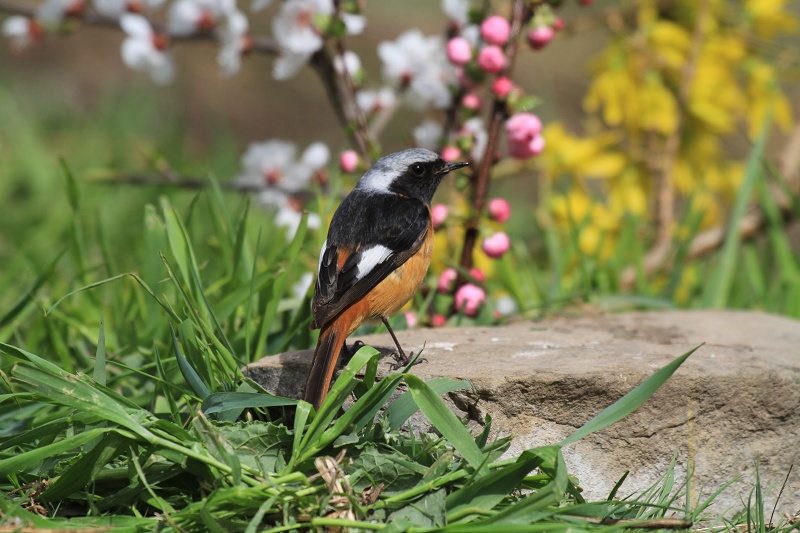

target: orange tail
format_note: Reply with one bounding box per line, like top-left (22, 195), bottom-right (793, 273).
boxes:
top-left (303, 320), bottom-right (349, 410)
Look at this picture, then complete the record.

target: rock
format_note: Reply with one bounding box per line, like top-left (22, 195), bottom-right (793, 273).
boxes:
top-left (245, 310), bottom-right (800, 514)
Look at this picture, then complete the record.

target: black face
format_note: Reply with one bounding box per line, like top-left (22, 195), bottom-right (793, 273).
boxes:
top-left (389, 158), bottom-right (467, 205)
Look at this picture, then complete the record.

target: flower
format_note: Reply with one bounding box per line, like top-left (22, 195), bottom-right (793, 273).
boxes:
top-left (120, 14), bottom-right (175, 85)
top-left (441, 0), bottom-right (469, 27)
top-left (480, 15), bottom-right (510, 46)
top-left (459, 117), bottom-right (488, 162)
top-left (404, 311), bottom-right (418, 328)
top-left (94, 0), bottom-right (164, 19)
top-left (441, 145), bottom-right (462, 162)
top-left (2, 16), bottom-right (42, 51)
top-left (454, 283), bottom-right (486, 316)
top-left (505, 112), bottom-right (545, 159)
top-left (378, 29), bottom-right (456, 109)
top-left (413, 119), bottom-right (443, 151)
top-left (274, 200), bottom-right (321, 240)
top-left (491, 76), bottom-right (514, 99)
top-left (36, 0), bottom-right (84, 26)
top-left (482, 231), bottom-right (511, 259)
top-left (469, 268), bottom-right (485, 283)
top-left (487, 197), bottom-right (511, 222)
top-left (477, 45), bottom-right (505, 73)
top-left (271, 0), bottom-right (365, 80)
top-left (527, 25), bottom-right (554, 50)
top-left (217, 8), bottom-right (251, 76)
top-left (446, 36), bottom-right (472, 65)
top-left (235, 139), bottom-right (329, 194)
top-left (437, 267), bottom-right (457, 293)
top-left (167, 0), bottom-right (228, 36)
top-left (431, 313), bottom-right (447, 327)
top-left (339, 150), bottom-right (359, 173)
top-left (431, 204), bottom-right (448, 229)
top-left (462, 92), bottom-right (481, 110)
top-left (334, 50), bottom-right (361, 78)
top-left (356, 87), bottom-right (396, 114)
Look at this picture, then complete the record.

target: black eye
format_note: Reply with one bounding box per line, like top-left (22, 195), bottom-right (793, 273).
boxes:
top-left (410, 163), bottom-right (425, 177)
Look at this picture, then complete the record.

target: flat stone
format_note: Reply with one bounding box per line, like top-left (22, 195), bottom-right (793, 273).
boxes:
top-left (245, 310), bottom-right (800, 514)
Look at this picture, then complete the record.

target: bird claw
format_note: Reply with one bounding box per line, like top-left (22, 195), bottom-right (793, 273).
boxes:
top-left (388, 351), bottom-right (427, 371)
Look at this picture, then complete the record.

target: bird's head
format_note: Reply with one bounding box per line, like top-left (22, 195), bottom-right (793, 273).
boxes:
top-left (355, 148), bottom-right (469, 205)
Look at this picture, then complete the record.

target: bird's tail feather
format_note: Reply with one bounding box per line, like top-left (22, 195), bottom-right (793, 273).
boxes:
top-left (303, 323), bottom-right (347, 410)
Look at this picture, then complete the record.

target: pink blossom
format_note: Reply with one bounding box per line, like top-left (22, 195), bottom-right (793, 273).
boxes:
top-left (477, 45), bottom-right (505, 74)
top-left (527, 25), bottom-right (554, 50)
top-left (469, 267), bottom-right (485, 283)
top-left (462, 92), bottom-right (481, 110)
top-left (431, 314), bottom-right (447, 327)
top-left (446, 36), bottom-right (472, 66)
top-left (480, 15), bottom-right (510, 46)
top-left (491, 76), bottom-right (514, 99)
top-left (505, 112), bottom-right (545, 159)
top-left (431, 204), bottom-right (448, 230)
top-left (553, 18), bottom-right (564, 32)
top-left (488, 197), bottom-right (511, 222)
top-left (441, 145), bottom-right (462, 162)
top-left (482, 231), bottom-right (511, 259)
top-left (404, 311), bottom-right (418, 328)
top-left (437, 268), bottom-right (457, 293)
top-left (339, 150), bottom-right (359, 173)
top-left (454, 283), bottom-right (486, 316)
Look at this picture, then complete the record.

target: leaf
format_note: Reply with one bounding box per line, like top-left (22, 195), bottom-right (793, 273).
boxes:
top-left (404, 374), bottom-right (485, 472)
top-left (202, 391), bottom-right (297, 415)
top-left (0, 427), bottom-right (113, 477)
top-left (385, 377), bottom-right (472, 431)
top-left (93, 310), bottom-right (106, 386)
top-left (560, 345), bottom-right (700, 446)
top-left (170, 322), bottom-right (212, 399)
top-left (387, 488), bottom-right (446, 527)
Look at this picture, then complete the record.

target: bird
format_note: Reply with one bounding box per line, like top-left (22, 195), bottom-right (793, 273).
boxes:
top-left (303, 148), bottom-right (469, 409)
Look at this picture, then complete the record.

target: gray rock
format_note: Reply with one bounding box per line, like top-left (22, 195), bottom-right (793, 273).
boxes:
top-left (245, 310), bottom-right (800, 515)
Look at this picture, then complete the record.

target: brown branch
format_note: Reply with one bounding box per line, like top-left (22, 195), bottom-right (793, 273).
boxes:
top-left (457, 0), bottom-right (531, 274)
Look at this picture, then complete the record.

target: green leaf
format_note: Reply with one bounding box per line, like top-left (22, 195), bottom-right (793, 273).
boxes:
top-left (385, 377), bottom-right (472, 431)
top-left (93, 310), bottom-right (107, 386)
top-left (404, 374), bottom-right (485, 472)
top-left (202, 391), bottom-right (297, 414)
top-left (170, 322), bottom-right (212, 399)
top-left (560, 345), bottom-right (701, 446)
top-left (0, 426), bottom-right (113, 477)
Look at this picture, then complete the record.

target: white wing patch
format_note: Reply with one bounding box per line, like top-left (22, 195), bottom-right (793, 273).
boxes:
top-left (317, 239), bottom-right (328, 272)
top-left (355, 245), bottom-right (393, 280)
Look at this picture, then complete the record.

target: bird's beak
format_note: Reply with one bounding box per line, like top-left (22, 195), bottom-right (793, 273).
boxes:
top-left (439, 161), bottom-right (469, 175)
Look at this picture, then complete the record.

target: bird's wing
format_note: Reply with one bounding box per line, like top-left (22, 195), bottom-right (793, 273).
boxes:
top-left (311, 197), bottom-right (430, 329)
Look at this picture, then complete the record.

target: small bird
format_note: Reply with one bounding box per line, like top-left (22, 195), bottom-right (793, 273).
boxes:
top-left (304, 148), bottom-right (469, 409)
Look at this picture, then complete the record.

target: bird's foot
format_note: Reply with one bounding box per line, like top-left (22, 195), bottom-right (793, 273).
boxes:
top-left (339, 340), bottom-right (367, 367)
top-left (388, 350), bottom-right (427, 371)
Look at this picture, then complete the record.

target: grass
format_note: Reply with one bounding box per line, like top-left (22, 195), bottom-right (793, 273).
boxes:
top-left (0, 85), bottom-right (799, 531)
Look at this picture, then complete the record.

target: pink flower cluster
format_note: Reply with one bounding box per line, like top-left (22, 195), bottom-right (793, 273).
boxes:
top-left (505, 112), bottom-right (545, 159)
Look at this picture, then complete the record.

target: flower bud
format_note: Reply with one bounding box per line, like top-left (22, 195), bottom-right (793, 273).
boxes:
top-left (482, 231), bottom-right (511, 258)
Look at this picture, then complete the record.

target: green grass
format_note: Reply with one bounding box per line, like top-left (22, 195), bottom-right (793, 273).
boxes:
top-left (0, 84), bottom-right (799, 531)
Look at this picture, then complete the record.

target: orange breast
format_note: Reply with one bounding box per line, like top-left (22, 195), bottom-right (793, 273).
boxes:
top-left (366, 226), bottom-right (434, 320)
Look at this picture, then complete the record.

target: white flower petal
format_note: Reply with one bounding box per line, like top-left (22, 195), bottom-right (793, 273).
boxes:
top-left (272, 52), bottom-right (310, 80)
top-left (301, 142), bottom-right (330, 170)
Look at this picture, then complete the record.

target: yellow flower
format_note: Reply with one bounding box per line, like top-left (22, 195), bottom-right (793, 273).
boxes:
top-left (540, 124), bottom-right (625, 180)
top-left (745, 0), bottom-right (798, 38)
top-left (609, 167), bottom-right (648, 216)
top-left (746, 61), bottom-right (793, 138)
top-left (639, 74), bottom-right (679, 135)
top-left (648, 20), bottom-right (692, 70)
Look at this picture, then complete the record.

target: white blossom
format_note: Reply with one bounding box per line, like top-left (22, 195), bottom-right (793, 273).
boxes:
top-left (120, 14), bottom-right (175, 84)
top-left (236, 139), bottom-right (328, 193)
top-left (275, 203), bottom-right (321, 240)
top-left (93, 0), bottom-right (164, 19)
top-left (356, 87), bottom-right (397, 114)
top-left (36, 0), bottom-right (82, 26)
top-left (461, 116), bottom-right (487, 162)
top-left (167, 0), bottom-right (230, 36)
top-left (2, 16), bottom-right (39, 50)
top-left (441, 0), bottom-right (469, 27)
top-left (270, 0), bottom-right (365, 80)
top-left (250, 0), bottom-right (271, 11)
top-left (333, 50), bottom-right (361, 78)
top-left (413, 120), bottom-right (443, 151)
top-left (378, 29), bottom-right (456, 109)
top-left (217, 8), bottom-right (249, 76)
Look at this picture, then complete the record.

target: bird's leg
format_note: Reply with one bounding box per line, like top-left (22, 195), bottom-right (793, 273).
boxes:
top-left (339, 340), bottom-right (366, 367)
top-left (381, 316), bottom-right (428, 370)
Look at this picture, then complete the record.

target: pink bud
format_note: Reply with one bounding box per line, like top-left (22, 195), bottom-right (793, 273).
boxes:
top-left (469, 267), bottom-right (486, 283)
top-left (446, 36), bottom-right (472, 66)
top-left (477, 45), bottom-right (506, 74)
top-left (441, 145), bottom-right (462, 162)
top-left (553, 18), bottom-right (564, 32)
top-left (431, 314), bottom-right (447, 327)
top-left (505, 113), bottom-right (546, 160)
top-left (488, 198), bottom-right (511, 222)
top-left (491, 76), bottom-right (514, 99)
top-left (431, 203), bottom-right (449, 229)
top-left (454, 283), bottom-right (486, 316)
top-left (482, 231), bottom-right (511, 259)
top-left (527, 25), bottom-right (555, 50)
top-left (462, 92), bottom-right (481, 110)
top-left (339, 150), bottom-right (359, 173)
top-left (404, 311), bottom-right (417, 328)
top-left (480, 15), bottom-right (510, 46)
top-left (437, 267), bottom-right (458, 293)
